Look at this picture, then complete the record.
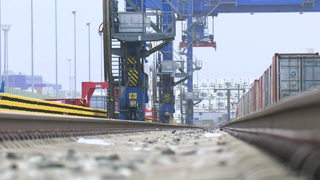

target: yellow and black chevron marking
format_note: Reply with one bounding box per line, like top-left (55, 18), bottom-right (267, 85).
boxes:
top-left (128, 70), bottom-right (139, 86)
top-left (0, 93), bottom-right (107, 118)
top-left (164, 94), bottom-right (171, 103)
top-left (127, 57), bottom-right (136, 65)
top-left (79, 99), bottom-right (84, 105)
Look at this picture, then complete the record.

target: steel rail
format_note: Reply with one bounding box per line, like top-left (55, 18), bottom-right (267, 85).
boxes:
top-left (0, 111), bottom-right (200, 142)
top-left (222, 89), bottom-right (320, 179)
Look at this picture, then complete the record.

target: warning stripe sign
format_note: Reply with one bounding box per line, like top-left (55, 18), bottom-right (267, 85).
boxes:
top-left (128, 70), bottom-right (139, 86)
top-left (128, 57), bottom-right (136, 65)
top-left (164, 94), bottom-right (171, 103)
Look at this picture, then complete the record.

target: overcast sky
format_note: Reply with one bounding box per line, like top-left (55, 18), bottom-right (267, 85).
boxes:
top-left (1, 0), bottom-right (320, 91)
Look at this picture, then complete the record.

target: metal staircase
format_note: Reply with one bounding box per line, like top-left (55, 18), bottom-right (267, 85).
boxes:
top-left (111, 39), bottom-right (121, 114)
top-left (111, 39), bottom-right (121, 86)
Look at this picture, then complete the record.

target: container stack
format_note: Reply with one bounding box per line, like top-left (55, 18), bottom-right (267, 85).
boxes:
top-left (237, 53), bottom-right (320, 118)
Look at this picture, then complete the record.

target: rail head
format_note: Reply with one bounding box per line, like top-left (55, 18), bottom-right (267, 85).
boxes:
top-left (0, 111), bottom-right (201, 132)
top-left (222, 89), bottom-right (320, 179)
top-left (225, 88), bottom-right (320, 130)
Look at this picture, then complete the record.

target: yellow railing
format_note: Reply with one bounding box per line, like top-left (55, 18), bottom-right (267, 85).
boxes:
top-left (0, 93), bottom-right (107, 118)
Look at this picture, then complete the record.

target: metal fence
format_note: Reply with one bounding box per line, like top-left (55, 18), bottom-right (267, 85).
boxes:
top-left (4, 87), bottom-right (56, 99)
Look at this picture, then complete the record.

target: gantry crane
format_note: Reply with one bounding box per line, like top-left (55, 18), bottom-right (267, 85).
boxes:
top-left (103, 0), bottom-right (175, 121)
top-left (103, 0), bottom-right (320, 124)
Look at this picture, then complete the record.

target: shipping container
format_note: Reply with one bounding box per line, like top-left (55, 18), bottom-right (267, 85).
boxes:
top-left (257, 77), bottom-right (263, 110)
top-left (262, 66), bottom-right (272, 108)
top-left (274, 53), bottom-right (320, 101)
top-left (237, 53), bottom-right (320, 118)
top-left (250, 80), bottom-right (260, 113)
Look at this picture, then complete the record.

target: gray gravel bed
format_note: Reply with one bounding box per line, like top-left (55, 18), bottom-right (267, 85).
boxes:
top-left (0, 130), bottom-right (304, 180)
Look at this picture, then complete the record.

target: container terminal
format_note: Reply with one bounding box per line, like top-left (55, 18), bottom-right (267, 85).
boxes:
top-left (1, 0), bottom-right (320, 179)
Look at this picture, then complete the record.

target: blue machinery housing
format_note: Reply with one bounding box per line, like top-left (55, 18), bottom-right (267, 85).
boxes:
top-left (0, 82), bottom-right (4, 93)
top-left (109, 0), bottom-right (320, 124)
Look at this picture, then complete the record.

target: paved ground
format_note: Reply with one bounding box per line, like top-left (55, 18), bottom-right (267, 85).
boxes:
top-left (0, 130), bottom-right (305, 180)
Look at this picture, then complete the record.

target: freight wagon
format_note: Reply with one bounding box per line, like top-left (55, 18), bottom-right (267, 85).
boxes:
top-left (237, 53), bottom-right (320, 118)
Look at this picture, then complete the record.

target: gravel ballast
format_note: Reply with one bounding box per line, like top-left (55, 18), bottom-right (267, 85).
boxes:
top-left (0, 130), bottom-right (303, 180)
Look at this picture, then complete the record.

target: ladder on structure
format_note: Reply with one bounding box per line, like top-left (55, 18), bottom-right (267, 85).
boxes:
top-left (111, 39), bottom-right (121, 115)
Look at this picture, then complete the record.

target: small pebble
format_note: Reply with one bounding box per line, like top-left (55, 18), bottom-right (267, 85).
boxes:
top-left (217, 141), bottom-right (227, 146)
top-left (108, 154), bottom-right (120, 161)
top-left (38, 162), bottom-right (65, 169)
top-left (66, 149), bottom-right (76, 160)
top-left (10, 164), bottom-right (18, 170)
top-left (142, 143), bottom-right (148, 148)
top-left (216, 148), bottom-right (224, 153)
top-left (174, 138), bottom-right (181, 142)
top-left (161, 147), bottom-right (175, 155)
top-left (218, 160), bottom-right (227, 166)
top-left (5, 152), bottom-right (19, 160)
top-left (95, 154), bottom-right (120, 161)
top-left (182, 149), bottom-right (197, 156)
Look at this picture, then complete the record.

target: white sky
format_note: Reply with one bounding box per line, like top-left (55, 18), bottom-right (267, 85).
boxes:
top-left (1, 0), bottom-right (320, 91)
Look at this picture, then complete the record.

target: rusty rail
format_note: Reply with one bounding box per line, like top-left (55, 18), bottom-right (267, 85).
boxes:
top-left (0, 111), bottom-right (200, 142)
top-left (223, 89), bottom-right (320, 179)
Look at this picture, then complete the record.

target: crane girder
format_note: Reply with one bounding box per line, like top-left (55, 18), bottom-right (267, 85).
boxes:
top-left (146, 0), bottom-right (320, 15)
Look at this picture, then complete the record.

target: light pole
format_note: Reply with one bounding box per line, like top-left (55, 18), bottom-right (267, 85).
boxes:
top-left (0, 0), bottom-right (2, 82)
top-left (86, 22), bottom-right (91, 82)
top-left (100, 34), bottom-right (103, 83)
top-left (55, 0), bottom-right (58, 97)
top-left (31, 0), bottom-right (34, 93)
top-left (2, 25), bottom-right (10, 87)
top-left (72, 11), bottom-right (77, 98)
top-left (66, 59), bottom-right (72, 97)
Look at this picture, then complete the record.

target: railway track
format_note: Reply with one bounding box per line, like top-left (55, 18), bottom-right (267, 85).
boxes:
top-left (1, 90), bottom-right (320, 179)
top-left (223, 88), bottom-right (320, 179)
top-left (0, 108), bottom-right (306, 179)
top-left (0, 111), bottom-right (199, 143)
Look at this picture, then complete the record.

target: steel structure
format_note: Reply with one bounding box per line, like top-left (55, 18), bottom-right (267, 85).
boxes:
top-left (107, 0), bottom-right (320, 124)
top-left (108, 0), bottom-right (175, 121)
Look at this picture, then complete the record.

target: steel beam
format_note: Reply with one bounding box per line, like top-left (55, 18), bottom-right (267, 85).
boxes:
top-left (103, 0), bottom-right (115, 118)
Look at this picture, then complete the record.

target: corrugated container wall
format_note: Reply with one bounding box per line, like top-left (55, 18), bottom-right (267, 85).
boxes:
top-left (275, 53), bottom-right (320, 101)
top-left (254, 80), bottom-right (259, 112)
top-left (271, 57), bottom-right (277, 104)
top-left (257, 77), bottom-right (262, 110)
top-left (262, 67), bottom-right (272, 108)
top-left (301, 57), bottom-right (320, 90)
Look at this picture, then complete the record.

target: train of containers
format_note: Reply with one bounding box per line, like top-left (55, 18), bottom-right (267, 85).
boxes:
top-left (237, 53), bottom-right (320, 118)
